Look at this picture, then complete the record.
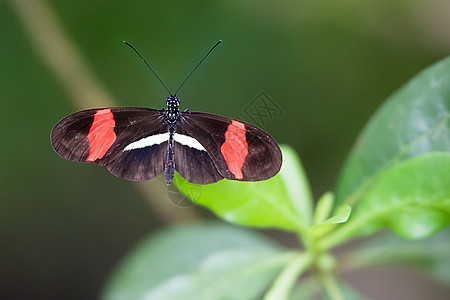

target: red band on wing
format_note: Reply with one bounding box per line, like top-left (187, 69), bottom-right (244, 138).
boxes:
top-left (220, 120), bottom-right (248, 179)
top-left (86, 109), bottom-right (116, 161)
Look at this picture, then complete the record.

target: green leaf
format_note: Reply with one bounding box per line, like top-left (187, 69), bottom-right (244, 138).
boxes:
top-left (313, 192), bottom-right (335, 225)
top-left (335, 56), bottom-right (450, 208)
top-left (345, 229), bottom-right (450, 285)
top-left (321, 153), bottom-right (450, 249)
top-left (312, 194), bottom-right (351, 238)
top-left (279, 145), bottom-right (314, 226)
top-left (101, 222), bottom-right (290, 300)
top-left (318, 205), bottom-right (351, 225)
top-left (143, 249), bottom-right (294, 300)
top-left (174, 145), bottom-right (313, 231)
top-left (355, 153), bottom-right (450, 239)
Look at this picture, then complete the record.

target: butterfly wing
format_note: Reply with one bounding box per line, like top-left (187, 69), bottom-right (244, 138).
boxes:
top-left (172, 126), bottom-right (224, 184)
top-left (51, 107), bottom-right (168, 181)
top-left (176, 111), bottom-right (282, 182)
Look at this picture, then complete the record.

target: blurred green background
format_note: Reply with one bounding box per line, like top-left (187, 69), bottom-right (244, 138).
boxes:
top-left (1, 0), bottom-right (450, 299)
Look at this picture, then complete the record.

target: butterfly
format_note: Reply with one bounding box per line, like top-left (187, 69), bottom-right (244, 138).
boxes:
top-left (51, 41), bottom-right (282, 185)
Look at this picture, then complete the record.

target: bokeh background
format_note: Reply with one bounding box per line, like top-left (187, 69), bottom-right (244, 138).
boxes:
top-left (1, 0), bottom-right (450, 299)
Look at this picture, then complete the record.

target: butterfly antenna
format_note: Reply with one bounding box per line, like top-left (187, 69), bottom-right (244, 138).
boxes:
top-left (123, 41), bottom-right (172, 96)
top-left (174, 40), bottom-right (222, 96)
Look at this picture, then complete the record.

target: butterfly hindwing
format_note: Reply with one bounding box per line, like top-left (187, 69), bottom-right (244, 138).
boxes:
top-left (51, 107), bottom-right (168, 181)
top-left (172, 127), bottom-right (224, 184)
top-left (106, 140), bottom-right (168, 181)
top-left (177, 111), bottom-right (282, 182)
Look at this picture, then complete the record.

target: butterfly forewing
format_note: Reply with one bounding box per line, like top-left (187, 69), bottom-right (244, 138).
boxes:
top-left (51, 107), bottom-right (168, 181)
top-left (51, 109), bottom-right (98, 162)
top-left (177, 112), bottom-right (282, 182)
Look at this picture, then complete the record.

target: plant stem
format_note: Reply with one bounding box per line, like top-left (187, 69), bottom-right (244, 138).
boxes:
top-left (318, 222), bottom-right (360, 251)
top-left (319, 210), bottom-right (388, 251)
top-left (319, 272), bottom-right (344, 300)
top-left (264, 252), bottom-right (314, 300)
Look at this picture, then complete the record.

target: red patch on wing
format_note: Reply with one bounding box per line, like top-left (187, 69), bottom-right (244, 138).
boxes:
top-left (86, 109), bottom-right (116, 161)
top-left (220, 120), bottom-right (248, 179)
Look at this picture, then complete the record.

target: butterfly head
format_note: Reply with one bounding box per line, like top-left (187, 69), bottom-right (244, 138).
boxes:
top-left (166, 96), bottom-right (180, 108)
